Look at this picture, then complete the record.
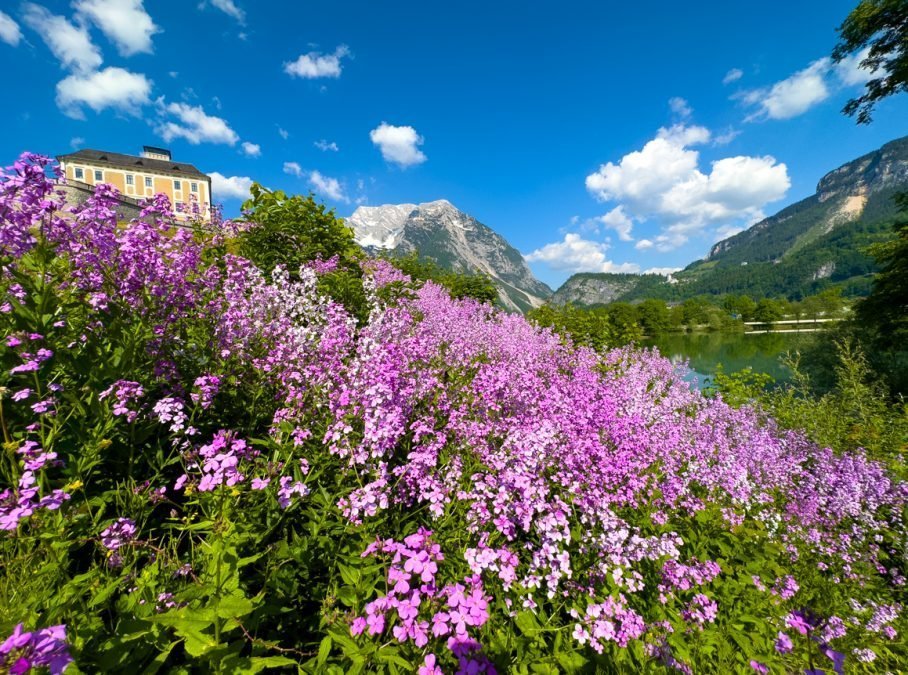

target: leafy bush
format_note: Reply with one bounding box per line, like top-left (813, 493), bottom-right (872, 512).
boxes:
top-left (711, 339), bottom-right (908, 477)
top-left (1, 153), bottom-right (906, 674)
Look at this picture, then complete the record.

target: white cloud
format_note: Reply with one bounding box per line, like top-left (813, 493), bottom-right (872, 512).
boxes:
top-left (22, 3), bottom-right (102, 73)
top-left (314, 139), bottom-right (339, 152)
top-left (241, 141), bottom-right (261, 157)
top-left (56, 67), bottom-right (151, 118)
top-left (282, 161), bottom-right (302, 177)
top-left (741, 58), bottom-right (831, 120)
top-left (669, 96), bottom-right (692, 118)
top-left (369, 122), bottom-right (427, 167)
top-left (210, 172), bottom-right (252, 200)
top-left (835, 47), bottom-right (876, 86)
top-left (644, 267), bottom-right (681, 276)
top-left (70, 136), bottom-right (85, 148)
top-left (284, 45), bottom-right (350, 79)
top-left (206, 0), bottom-right (246, 25)
top-left (722, 68), bottom-right (743, 85)
top-left (597, 206), bottom-right (634, 241)
top-left (73, 0), bottom-right (159, 56)
top-left (155, 99), bottom-right (239, 145)
top-left (309, 170), bottom-right (347, 202)
top-left (739, 51), bottom-right (880, 121)
top-left (635, 239), bottom-right (653, 250)
top-left (713, 127), bottom-right (741, 145)
top-left (585, 123), bottom-right (789, 250)
top-left (277, 126), bottom-right (289, 139)
top-left (525, 233), bottom-right (639, 274)
top-left (714, 224), bottom-right (745, 241)
top-left (0, 11), bottom-right (22, 46)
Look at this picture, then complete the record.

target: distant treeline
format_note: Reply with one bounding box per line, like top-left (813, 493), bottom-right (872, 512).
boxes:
top-left (527, 289), bottom-right (847, 349)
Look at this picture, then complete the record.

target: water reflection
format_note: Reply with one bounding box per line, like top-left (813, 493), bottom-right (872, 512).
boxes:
top-left (642, 332), bottom-right (816, 389)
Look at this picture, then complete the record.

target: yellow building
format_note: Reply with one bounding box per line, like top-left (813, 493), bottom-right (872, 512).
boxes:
top-left (56, 146), bottom-right (212, 222)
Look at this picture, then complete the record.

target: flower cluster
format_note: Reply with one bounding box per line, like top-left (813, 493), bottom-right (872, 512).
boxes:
top-left (353, 530), bottom-right (495, 673)
top-left (570, 595), bottom-right (646, 650)
top-left (100, 517), bottom-right (137, 567)
top-left (1, 623), bottom-right (72, 674)
top-left (100, 380), bottom-right (145, 423)
top-left (190, 375), bottom-right (220, 409)
top-left (0, 469), bottom-right (69, 531)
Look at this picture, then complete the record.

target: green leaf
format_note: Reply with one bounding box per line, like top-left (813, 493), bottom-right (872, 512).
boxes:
top-left (337, 563), bottom-right (360, 586)
top-left (216, 594), bottom-right (255, 619)
top-left (515, 611), bottom-right (541, 635)
top-left (317, 636), bottom-right (332, 666)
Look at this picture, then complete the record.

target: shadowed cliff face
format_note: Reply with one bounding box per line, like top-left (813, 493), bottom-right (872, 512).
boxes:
top-left (347, 199), bottom-right (551, 313)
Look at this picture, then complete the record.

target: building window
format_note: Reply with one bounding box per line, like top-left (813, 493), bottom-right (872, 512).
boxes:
top-left (126, 174), bottom-right (134, 186)
top-left (74, 167), bottom-right (83, 180)
top-left (145, 176), bottom-right (153, 188)
top-left (94, 170), bottom-right (103, 182)
top-left (173, 180), bottom-right (182, 191)
top-left (175, 201), bottom-right (184, 213)
top-left (191, 182), bottom-right (198, 193)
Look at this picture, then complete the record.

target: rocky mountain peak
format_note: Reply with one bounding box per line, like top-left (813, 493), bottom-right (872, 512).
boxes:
top-left (346, 200), bottom-right (551, 313)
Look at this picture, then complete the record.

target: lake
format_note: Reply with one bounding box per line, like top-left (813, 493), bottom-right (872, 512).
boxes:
top-left (642, 332), bottom-right (817, 389)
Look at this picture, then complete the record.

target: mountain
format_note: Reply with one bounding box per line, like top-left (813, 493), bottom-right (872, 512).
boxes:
top-left (346, 199), bottom-right (552, 312)
top-left (552, 136), bottom-right (908, 305)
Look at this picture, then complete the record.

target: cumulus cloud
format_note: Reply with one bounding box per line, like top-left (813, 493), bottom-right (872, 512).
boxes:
top-left (585, 123), bottom-right (789, 250)
top-left (669, 96), bottom-right (692, 118)
top-left (277, 126), bottom-right (289, 139)
top-left (241, 141), bottom-right (261, 157)
top-left (56, 67), bottom-right (151, 118)
top-left (22, 3), bottom-right (102, 72)
top-left (282, 161), bottom-right (303, 177)
top-left (309, 170), bottom-right (347, 202)
top-left (314, 139), bottom-right (339, 152)
top-left (596, 206), bottom-right (634, 241)
top-left (74, 0), bottom-right (159, 56)
top-left (70, 136), bottom-right (85, 148)
top-left (210, 172), bottom-right (252, 200)
top-left (284, 45), bottom-right (350, 79)
top-left (635, 239), bottom-right (653, 251)
top-left (525, 233), bottom-right (639, 274)
top-left (370, 122), bottom-right (427, 167)
top-left (155, 99), bottom-right (239, 145)
top-left (0, 11), bottom-right (22, 46)
top-left (722, 68), bottom-right (743, 85)
top-left (206, 0), bottom-right (246, 24)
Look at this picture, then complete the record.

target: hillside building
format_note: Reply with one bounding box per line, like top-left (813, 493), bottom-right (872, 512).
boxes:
top-left (56, 146), bottom-right (212, 222)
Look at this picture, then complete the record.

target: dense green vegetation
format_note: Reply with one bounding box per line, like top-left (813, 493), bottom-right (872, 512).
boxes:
top-left (528, 289), bottom-right (848, 351)
top-left (710, 340), bottom-right (907, 478)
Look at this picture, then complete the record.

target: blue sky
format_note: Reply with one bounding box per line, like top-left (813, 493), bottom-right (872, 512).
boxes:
top-left (1, 0), bottom-right (906, 288)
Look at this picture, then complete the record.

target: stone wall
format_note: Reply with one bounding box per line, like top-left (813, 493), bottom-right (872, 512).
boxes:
top-left (55, 180), bottom-right (144, 221)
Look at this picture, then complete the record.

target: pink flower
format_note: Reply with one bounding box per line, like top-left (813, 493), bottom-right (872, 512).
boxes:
top-left (418, 653), bottom-right (443, 675)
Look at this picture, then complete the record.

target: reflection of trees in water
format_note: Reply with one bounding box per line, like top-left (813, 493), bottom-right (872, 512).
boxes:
top-left (644, 333), bottom-right (816, 383)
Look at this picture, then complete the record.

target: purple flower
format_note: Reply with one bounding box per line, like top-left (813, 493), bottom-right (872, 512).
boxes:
top-left (775, 631), bottom-right (793, 653)
top-left (0, 623), bottom-right (72, 675)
